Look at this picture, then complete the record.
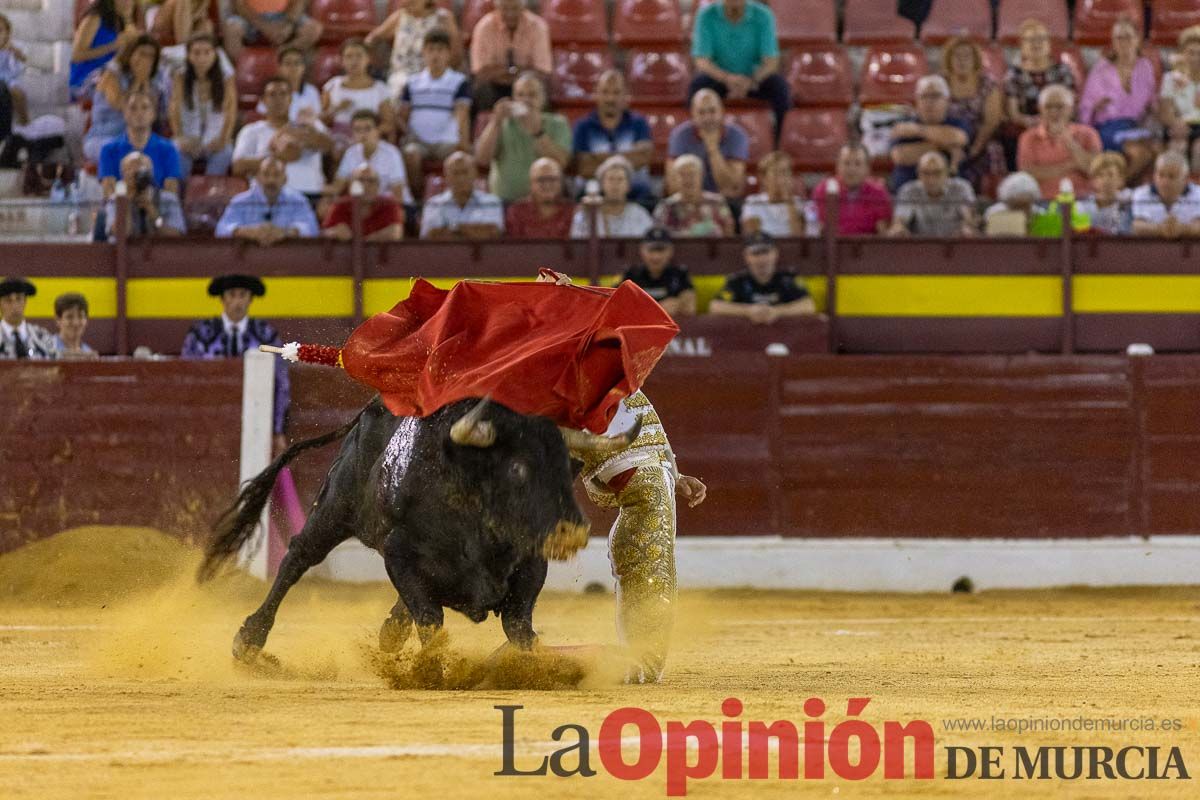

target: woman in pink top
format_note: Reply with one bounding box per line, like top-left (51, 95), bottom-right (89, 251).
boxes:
top-left (1078, 17), bottom-right (1156, 180)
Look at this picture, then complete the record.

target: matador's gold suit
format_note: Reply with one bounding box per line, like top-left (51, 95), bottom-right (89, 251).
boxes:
top-left (571, 390), bottom-right (678, 683)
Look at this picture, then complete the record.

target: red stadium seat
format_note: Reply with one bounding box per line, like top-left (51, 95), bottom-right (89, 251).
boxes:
top-left (184, 176), bottom-right (250, 232)
top-left (626, 48), bottom-right (691, 105)
top-left (473, 111), bottom-right (491, 142)
top-left (310, 0), bottom-right (378, 44)
top-left (462, 0), bottom-right (496, 36)
top-left (1141, 43), bottom-right (1165, 82)
top-left (310, 45), bottom-right (344, 90)
top-left (235, 47), bottom-right (279, 108)
top-left (779, 109), bottom-right (847, 172)
top-left (612, 0), bottom-right (685, 46)
top-left (726, 109), bottom-right (774, 164)
top-left (1054, 42), bottom-right (1087, 88)
top-left (1072, 0), bottom-right (1143, 45)
top-left (976, 40), bottom-right (1009, 84)
top-left (638, 105), bottom-right (688, 168)
top-left (858, 43), bottom-right (930, 107)
top-left (842, 0), bottom-right (917, 45)
top-left (786, 44), bottom-right (854, 108)
top-left (775, 0), bottom-right (838, 46)
top-left (542, 0), bottom-right (609, 45)
top-left (996, 0), bottom-right (1069, 44)
top-left (920, 0), bottom-right (993, 44)
top-left (551, 46), bottom-right (614, 105)
top-left (1151, 0), bottom-right (1200, 45)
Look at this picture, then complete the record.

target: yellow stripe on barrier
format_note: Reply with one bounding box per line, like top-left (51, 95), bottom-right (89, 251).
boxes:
top-left (363, 276), bottom-right (537, 315)
top-left (1073, 275), bottom-right (1200, 313)
top-left (838, 276), bottom-right (1063, 317)
top-left (24, 278), bottom-right (118, 318)
top-left (126, 277), bottom-right (355, 318)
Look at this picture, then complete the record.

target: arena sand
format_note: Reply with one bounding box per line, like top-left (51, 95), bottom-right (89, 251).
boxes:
top-left (1, 526), bottom-right (1198, 798)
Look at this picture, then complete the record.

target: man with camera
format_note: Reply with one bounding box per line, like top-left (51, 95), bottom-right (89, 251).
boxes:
top-left (104, 151), bottom-right (185, 240)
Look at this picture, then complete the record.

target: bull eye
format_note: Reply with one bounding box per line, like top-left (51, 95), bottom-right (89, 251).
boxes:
top-left (509, 460), bottom-right (530, 483)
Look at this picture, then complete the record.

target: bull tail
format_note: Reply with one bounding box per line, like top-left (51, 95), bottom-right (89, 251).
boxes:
top-left (197, 409), bottom-right (366, 582)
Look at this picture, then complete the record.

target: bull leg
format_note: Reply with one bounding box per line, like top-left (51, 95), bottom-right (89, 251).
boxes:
top-left (498, 556), bottom-right (548, 650)
top-left (378, 597), bottom-right (413, 653)
top-left (381, 553), bottom-right (445, 647)
top-left (233, 522), bottom-right (348, 662)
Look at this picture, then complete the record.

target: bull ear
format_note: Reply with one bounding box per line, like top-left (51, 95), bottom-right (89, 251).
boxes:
top-left (450, 397), bottom-right (495, 448)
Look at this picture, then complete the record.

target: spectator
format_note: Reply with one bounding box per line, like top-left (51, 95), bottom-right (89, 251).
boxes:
top-left (0, 276), bottom-right (55, 359)
top-left (169, 32), bottom-right (235, 177)
top-left (1017, 85), bottom-right (1102, 200)
top-left (267, 45), bottom-right (322, 122)
top-left (506, 157), bottom-right (574, 238)
top-left (1159, 25), bottom-right (1200, 171)
top-left (1003, 19), bottom-right (1076, 170)
top-left (668, 89), bottom-right (747, 200)
top-left (367, 0), bottom-right (462, 97)
top-left (419, 151), bottom-right (504, 239)
top-left (150, 0), bottom-right (213, 45)
top-left (709, 231), bottom-right (816, 323)
top-left (52, 293), bottom-right (97, 360)
top-left (570, 155), bottom-right (653, 238)
top-left (689, 0), bottom-right (788, 136)
top-left (1079, 17), bottom-right (1156, 182)
top-left (469, 0), bottom-right (551, 111)
top-left (320, 38), bottom-right (395, 150)
top-left (330, 109), bottom-right (412, 203)
top-left (181, 273), bottom-right (289, 453)
top-left (104, 150), bottom-right (186, 238)
top-left (888, 151), bottom-right (976, 237)
top-left (322, 164), bottom-right (404, 242)
top-left (889, 75), bottom-right (970, 191)
top-left (70, 0), bottom-right (139, 101)
top-left (983, 171), bottom-right (1043, 235)
top-left (809, 143), bottom-right (892, 236)
top-left (1077, 152), bottom-right (1132, 235)
top-left (0, 13), bottom-right (29, 133)
top-left (942, 36), bottom-right (1004, 193)
top-left (1132, 151), bottom-right (1200, 237)
top-left (618, 227), bottom-right (696, 317)
top-left (653, 154), bottom-right (735, 237)
top-left (216, 155), bottom-right (319, 242)
top-left (84, 34), bottom-right (171, 162)
top-left (98, 90), bottom-right (182, 197)
top-left (222, 0), bottom-right (322, 62)
top-left (474, 72), bottom-right (570, 203)
top-left (572, 70), bottom-right (654, 204)
top-left (397, 28), bottom-right (471, 199)
top-left (233, 76), bottom-right (332, 198)
top-left (741, 151), bottom-right (815, 237)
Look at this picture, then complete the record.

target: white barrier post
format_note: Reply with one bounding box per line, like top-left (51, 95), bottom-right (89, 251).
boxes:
top-left (238, 350), bottom-right (276, 579)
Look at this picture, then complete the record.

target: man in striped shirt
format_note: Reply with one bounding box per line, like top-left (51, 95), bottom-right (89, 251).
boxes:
top-left (398, 29), bottom-right (472, 198)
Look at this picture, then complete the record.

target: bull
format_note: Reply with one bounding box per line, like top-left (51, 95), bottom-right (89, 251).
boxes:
top-left (198, 396), bottom-right (638, 662)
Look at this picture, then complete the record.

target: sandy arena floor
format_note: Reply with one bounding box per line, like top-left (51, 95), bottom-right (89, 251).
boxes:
top-left (1, 527), bottom-right (1198, 798)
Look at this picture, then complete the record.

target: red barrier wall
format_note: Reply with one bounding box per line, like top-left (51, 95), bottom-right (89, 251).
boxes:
top-left (4, 354), bottom-right (1200, 553)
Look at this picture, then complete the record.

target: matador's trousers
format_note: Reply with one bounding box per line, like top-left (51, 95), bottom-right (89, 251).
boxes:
top-left (607, 464), bottom-right (678, 683)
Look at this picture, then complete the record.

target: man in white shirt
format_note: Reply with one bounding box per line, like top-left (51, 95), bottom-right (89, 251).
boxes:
top-left (1132, 151), bottom-right (1200, 237)
top-left (398, 28), bottom-right (472, 197)
top-left (233, 76), bottom-right (332, 197)
top-left (329, 109), bottom-right (412, 203)
top-left (419, 151), bottom-right (504, 239)
top-left (0, 276), bottom-right (56, 360)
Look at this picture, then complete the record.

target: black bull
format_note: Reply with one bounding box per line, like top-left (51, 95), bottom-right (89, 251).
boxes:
top-left (198, 396), bottom-right (639, 661)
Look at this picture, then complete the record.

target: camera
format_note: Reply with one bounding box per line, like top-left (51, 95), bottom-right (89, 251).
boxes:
top-left (133, 169), bottom-right (154, 194)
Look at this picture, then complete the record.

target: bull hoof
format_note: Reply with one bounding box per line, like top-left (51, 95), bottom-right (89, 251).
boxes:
top-left (378, 616), bottom-right (411, 653)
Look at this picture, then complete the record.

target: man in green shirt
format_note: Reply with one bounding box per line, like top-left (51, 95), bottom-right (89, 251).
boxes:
top-left (473, 71), bottom-right (572, 202)
top-left (689, 0), bottom-right (790, 138)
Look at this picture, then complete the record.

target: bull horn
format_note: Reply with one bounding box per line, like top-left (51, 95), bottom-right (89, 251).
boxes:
top-left (559, 417), bottom-right (642, 454)
top-left (450, 397), bottom-right (495, 448)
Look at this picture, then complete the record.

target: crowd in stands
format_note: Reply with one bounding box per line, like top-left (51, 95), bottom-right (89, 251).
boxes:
top-left (8, 1), bottom-right (1200, 343)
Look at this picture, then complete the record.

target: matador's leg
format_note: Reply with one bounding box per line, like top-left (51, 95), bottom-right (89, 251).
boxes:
top-left (609, 464), bottom-right (677, 684)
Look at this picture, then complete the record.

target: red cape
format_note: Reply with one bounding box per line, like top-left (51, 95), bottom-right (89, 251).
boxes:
top-left (340, 279), bottom-right (679, 433)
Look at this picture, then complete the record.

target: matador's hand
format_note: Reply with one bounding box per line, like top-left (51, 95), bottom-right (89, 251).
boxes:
top-left (676, 475), bottom-right (707, 508)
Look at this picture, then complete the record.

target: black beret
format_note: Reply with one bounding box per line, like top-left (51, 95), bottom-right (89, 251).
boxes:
top-left (0, 276), bottom-right (36, 297)
top-left (207, 274), bottom-right (266, 297)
